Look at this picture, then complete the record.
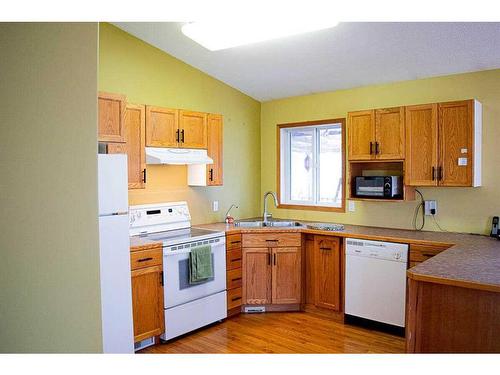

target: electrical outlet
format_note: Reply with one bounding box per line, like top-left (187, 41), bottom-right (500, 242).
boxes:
top-left (348, 201), bottom-right (356, 212)
top-left (212, 200), bottom-right (219, 212)
top-left (424, 200), bottom-right (437, 216)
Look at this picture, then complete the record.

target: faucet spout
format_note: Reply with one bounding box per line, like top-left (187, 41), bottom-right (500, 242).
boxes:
top-left (263, 191), bottom-right (279, 224)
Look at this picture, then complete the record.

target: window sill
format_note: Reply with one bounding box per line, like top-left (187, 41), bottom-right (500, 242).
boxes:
top-left (277, 203), bottom-right (345, 213)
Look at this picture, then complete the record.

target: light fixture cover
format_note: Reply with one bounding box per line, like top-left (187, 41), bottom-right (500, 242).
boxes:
top-left (181, 21), bottom-right (338, 51)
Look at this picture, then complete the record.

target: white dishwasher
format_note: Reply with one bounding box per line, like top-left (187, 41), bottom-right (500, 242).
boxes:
top-left (345, 238), bottom-right (408, 328)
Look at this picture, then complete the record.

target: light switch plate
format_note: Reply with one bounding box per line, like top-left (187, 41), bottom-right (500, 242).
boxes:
top-left (348, 201), bottom-right (355, 212)
top-left (212, 200), bottom-right (219, 212)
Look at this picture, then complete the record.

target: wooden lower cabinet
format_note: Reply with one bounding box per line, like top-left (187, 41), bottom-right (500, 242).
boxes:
top-left (242, 234), bottom-right (302, 307)
top-left (409, 243), bottom-right (450, 268)
top-left (272, 247), bottom-right (301, 304)
top-left (313, 236), bottom-right (341, 311)
top-left (242, 247), bottom-right (272, 305)
top-left (131, 264), bottom-right (164, 343)
top-left (226, 233), bottom-right (243, 316)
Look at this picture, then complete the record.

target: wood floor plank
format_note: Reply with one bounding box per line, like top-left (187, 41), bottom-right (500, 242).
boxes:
top-left (140, 310), bottom-right (405, 354)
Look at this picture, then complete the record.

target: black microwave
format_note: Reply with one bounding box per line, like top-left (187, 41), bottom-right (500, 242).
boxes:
top-left (354, 176), bottom-right (402, 199)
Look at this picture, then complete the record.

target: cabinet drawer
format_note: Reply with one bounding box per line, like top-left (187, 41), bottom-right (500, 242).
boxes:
top-left (131, 249), bottom-right (162, 270)
top-left (226, 249), bottom-right (242, 270)
top-left (227, 287), bottom-right (243, 310)
top-left (242, 233), bottom-right (301, 248)
top-left (226, 268), bottom-right (242, 289)
top-left (226, 233), bottom-right (242, 250)
top-left (409, 243), bottom-right (449, 264)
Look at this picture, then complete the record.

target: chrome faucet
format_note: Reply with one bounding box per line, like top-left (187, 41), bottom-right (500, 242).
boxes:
top-left (263, 191), bottom-right (279, 224)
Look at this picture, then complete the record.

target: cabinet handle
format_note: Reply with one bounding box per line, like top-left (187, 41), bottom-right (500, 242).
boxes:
top-left (230, 240), bottom-right (241, 245)
top-left (231, 296), bottom-right (242, 302)
top-left (209, 168), bottom-right (214, 181)
top-left (375, 142), bottom-right (380, 155)
top-left (160, 271), bottom-right (164, 286)
top-left (142, 168), bottom-right (147, 183)
top-left (137, 257), bottom-right (153, 262)
top-left (176, 129), bottom-right (180, 143)
top-left (231, 277), bottom-right (242, 282)
top-left (369, 142), bottom-right (373, 155)
top-left (422, 253), bottom-right (436, 258)
top-left (273, 253), bottom-right (277, 266)
top-left (266, 239), bottom-right (278, 242)
top-left (267, 252), bottom-right (271, 266)
top-left (231, 258), bottom-right (242, 262)
top-left (431, 167), bottom-right (436, 181)
top-left (319, 247), bottom-right (332, 251)
top-left (181, 129), bottom-right (185, 143)
top-left (438, 166), bottom-right (443, 181)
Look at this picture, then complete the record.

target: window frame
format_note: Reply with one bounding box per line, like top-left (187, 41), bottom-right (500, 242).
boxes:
top-left (276, 118), bottom-right (346, 213)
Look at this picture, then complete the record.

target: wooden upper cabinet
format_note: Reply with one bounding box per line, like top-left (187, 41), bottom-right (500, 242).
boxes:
top-left (179, 110), bottom-right (207, 149)
top-left (108, 104), bottom-right (146, 189)
top-left (98, 92), bottom-right (126, 143)
top-left (375, 107), bottom-right (405, 160)
top-left (145, 106), bottom-right (179, 147)
top-left (206, 114), bottom-right (223, 186)
top-left (348, 110), bottom-right (375, 160)
top-left (131, 264), bottom-right (164, 343)
top-left (405, 104), bottom-right (438, 186)
top-left (242, 248), bottom-right (271, 305)
top-left (313, 236), bottom-right (340, 311)
top-left (271, 247), bottom-right (301, 304)
top-left (125, 104), bottom-right (146, 189)
top-left (439, 100), bottom-right (474, 187)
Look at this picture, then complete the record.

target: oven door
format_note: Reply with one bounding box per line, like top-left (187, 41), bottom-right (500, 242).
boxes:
top-left (163, 239), bottom-right (226, 309)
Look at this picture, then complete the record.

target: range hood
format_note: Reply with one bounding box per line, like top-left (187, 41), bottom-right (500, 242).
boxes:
top-left (146, 147), bottom-right (214, 165)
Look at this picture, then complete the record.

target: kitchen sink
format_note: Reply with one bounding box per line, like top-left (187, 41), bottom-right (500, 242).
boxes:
top-left (234, 220), bottom-right (302, 228)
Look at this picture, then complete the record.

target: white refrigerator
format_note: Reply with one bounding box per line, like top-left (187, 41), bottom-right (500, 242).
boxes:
top-left (98, 154), bottom-right (134, 353)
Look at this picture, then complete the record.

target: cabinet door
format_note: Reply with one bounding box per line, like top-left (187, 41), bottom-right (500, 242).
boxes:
top-left (405, 104), bottom-right (438, 186)
top-left (98, 92), bottom-right (126, 143)
top-left (206, 114), bottom-right (223, 186)
top-left (125, 104), bottom-right (146, 189)
top-left (347, 110), bottom-right (375, 160)
top-left (145, 106), bottom-right (179, 147)
top-left (438, 100), bottom-right (473, 186)
top-left (375, 107), bottom-right (405, 160)
top-left (131, 265), bottom-right (164, 343)
top-left (179, 110), bottom-right (207, 149)
top-left (271, 247), bottom-right (301, 304)
top-left (242, 248), bottom-right (271, 305)
top-left (313, 236), bottom-right (340, 311)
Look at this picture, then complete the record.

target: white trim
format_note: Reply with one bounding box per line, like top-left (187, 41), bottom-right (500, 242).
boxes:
top-left (473, 99), bottom-right (482, 187)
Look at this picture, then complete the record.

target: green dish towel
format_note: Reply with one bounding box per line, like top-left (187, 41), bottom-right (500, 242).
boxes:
top-left (189, 245), bottom-right (213, 284)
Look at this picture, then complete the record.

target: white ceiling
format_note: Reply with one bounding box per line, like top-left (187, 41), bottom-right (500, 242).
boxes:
top-left (114, 22), bottom-right (500, 101)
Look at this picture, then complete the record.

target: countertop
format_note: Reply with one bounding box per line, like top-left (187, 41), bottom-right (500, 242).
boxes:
top-left (195, 221), bottom-right (500, 293)
top-left (130, 220), bottom-right (500, 292)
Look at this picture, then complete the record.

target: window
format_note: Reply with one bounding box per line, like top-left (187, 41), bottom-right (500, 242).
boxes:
top-left (278, 119), bottom-right (345, 211)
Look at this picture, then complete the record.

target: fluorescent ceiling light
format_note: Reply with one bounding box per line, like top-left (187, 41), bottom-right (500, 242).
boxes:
top-left (181, 21), bottom-right (338, 51)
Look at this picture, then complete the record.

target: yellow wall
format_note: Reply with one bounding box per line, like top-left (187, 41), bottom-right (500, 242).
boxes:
top-left (261, 69), bottom-right (500, 234)
top-left (0, 23), bottom-right (102, 352)
top-left (99, 23), bottom-right (262, 224)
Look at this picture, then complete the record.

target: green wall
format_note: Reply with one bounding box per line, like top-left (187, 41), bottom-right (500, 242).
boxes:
top-left (0, 23), bottom-right (102, 352)
top-left (261, 69), bottom-right (500, 234)
top-left (99, 23), bottom-right (262, 224)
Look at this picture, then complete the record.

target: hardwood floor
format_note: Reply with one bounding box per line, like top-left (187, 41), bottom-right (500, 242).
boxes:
top-left (141, 310), bottom-right (405, 354)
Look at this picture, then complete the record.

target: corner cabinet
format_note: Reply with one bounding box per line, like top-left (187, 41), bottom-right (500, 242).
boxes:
top-left (406, 99), bottom-right (482, 187)
top-left (241, 233), bottom-right (302, 309)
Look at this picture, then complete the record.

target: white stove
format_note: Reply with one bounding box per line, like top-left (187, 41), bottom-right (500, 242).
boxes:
top-left (129, 202), bottom-right (227, 342)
